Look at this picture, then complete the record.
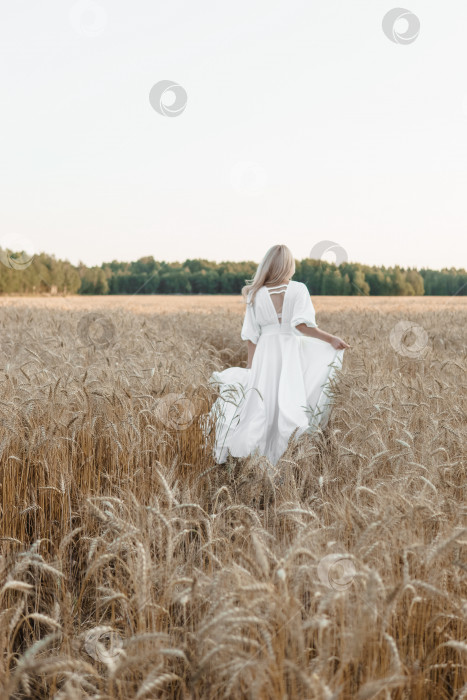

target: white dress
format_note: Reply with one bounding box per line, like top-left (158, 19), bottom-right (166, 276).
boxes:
top-left (207, 281), bottom-right (345, 467)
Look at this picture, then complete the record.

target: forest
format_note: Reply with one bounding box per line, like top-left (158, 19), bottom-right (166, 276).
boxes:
top-left (0, 250), bottom-right (465, 296)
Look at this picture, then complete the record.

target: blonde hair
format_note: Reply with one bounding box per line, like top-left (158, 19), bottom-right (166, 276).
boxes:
top-left (241, 244), bottom-right (295, 305)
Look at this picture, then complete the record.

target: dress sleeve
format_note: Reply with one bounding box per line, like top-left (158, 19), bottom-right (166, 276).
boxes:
top-left (241, 292), bottom-right (261, 344)
top-left (291, 283), bottom-right (318, 334)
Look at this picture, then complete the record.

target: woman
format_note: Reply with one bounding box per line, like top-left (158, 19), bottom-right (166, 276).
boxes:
top-left (207, 244), bottom-right (350, 467)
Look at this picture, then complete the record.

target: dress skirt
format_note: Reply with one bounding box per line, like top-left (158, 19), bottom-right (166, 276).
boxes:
top-left (205, 324), bottom-right (344, 466)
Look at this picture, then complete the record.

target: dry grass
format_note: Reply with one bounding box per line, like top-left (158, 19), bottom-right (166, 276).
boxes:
top-left (0, 293), bottom-right (466, 314)
top-left (0, 295), bottom-right (466, 699)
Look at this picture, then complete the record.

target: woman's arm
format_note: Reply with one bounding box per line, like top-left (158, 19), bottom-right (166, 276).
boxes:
top-left (246, 340), bottom-right (257, 368)
top-left (295, 324), bottom-right (350, 350)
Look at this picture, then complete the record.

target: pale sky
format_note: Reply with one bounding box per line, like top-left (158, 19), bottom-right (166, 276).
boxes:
top-left (1, 0), bottom-right (467, 269)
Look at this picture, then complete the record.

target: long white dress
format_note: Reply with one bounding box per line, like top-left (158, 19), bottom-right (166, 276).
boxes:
top-left (207, 281), bottom-right (345, 466)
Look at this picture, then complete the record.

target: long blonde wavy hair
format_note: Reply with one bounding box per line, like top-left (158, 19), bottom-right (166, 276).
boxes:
top-left (241, 244), bottom-right (295, 306)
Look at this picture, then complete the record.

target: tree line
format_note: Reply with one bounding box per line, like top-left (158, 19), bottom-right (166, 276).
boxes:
top-left (0, 250), bottom-right (465, 296)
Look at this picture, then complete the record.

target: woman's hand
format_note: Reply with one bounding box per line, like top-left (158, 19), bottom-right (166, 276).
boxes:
top-left (330, 335), bottom-right (350, 350)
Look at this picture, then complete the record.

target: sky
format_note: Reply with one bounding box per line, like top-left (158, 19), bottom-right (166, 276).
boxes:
top-left (1, 0), bottom-right (466, 270)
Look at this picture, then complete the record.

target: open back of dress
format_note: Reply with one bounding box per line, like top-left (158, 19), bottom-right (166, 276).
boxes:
top-left (265, 283), bottom-right (287, 324)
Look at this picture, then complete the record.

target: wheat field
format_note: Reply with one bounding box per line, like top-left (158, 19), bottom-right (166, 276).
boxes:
top-left (0, 295), bottom-right (466, 699)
